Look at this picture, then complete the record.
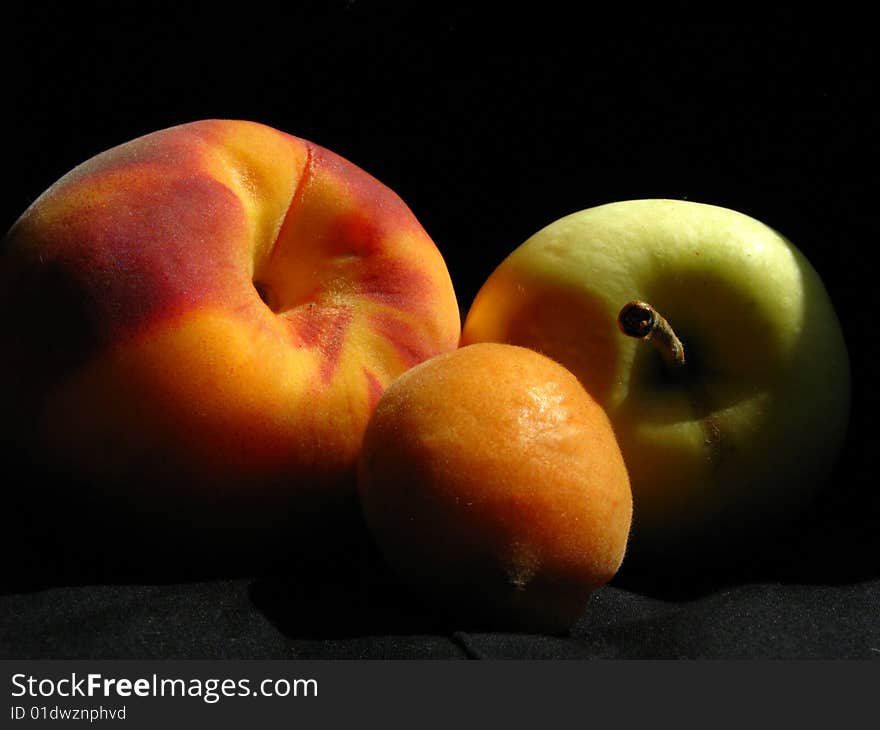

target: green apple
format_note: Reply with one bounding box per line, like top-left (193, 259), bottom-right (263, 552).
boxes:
top-left (461, 199), bottom-right (851, 558)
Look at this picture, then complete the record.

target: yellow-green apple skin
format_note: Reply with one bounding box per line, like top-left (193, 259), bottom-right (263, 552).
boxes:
top-left (0, 119), bottom-right (461, 564)
top-left (461, 199), bottom-right (850, 557)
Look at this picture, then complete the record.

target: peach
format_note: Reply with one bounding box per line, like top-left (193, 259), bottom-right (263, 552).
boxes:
top-left (0, 119), bottom-right (461, 569)
top-left (357, 343), bottom-right (633, 633)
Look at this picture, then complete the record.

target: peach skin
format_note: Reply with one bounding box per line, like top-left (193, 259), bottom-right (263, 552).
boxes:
top-left (0, 119), bottom-right (461, 572)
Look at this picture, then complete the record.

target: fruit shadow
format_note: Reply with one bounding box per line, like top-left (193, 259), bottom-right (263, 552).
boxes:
top-left (611, 488), bottom-right (880, 603)
top-left (0, 457), bottom-right (452, 638)
top-left (246, 539), bottom-right (458, 640)
top-left (0, 459), bottom-right (356, 595)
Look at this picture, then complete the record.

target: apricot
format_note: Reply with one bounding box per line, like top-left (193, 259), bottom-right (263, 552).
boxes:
top-left (357, 343), bottom-right (633, 633)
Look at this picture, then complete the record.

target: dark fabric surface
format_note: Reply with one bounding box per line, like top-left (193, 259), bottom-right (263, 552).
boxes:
top-left (2, 496), bottom-right (878, 660)
top-left (2, 576), bottom-right (878, 660)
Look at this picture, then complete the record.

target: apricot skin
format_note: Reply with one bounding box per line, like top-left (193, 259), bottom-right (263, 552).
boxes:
top-left (357, 343), bottom-right (633, 633)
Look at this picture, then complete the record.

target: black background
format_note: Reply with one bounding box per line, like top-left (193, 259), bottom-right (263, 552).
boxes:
top-left (1, 2), bottom-right (878, 659)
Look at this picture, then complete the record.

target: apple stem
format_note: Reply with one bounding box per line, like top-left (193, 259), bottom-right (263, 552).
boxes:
top-left (617, 300), bottom-right (686, 371)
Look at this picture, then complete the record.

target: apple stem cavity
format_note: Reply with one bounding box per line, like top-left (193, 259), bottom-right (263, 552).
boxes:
top-left (617, 300), bottom-right (686, 371)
